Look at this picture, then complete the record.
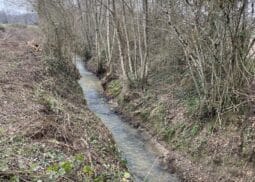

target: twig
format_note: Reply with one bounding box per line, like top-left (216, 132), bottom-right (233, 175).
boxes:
top-left (80, 138), bottom-right (94, 168)
top-left (143, 157), bottom-right (158, 182)
top-left (0, 170), bottom-right (31, 176)
top-left (46, 139), bottom-right (76, 150)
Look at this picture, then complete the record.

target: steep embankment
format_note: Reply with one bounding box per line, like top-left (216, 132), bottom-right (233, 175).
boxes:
top-left (87, 57), bottom-right (255, 181)
top-left (0, 25), bottom-right (129, 181)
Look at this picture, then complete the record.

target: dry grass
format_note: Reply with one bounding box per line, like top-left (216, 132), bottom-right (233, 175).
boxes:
top-left (89, 54), bottom-right (255, 181)
top-left (0, 26), bottom-right (128, 181)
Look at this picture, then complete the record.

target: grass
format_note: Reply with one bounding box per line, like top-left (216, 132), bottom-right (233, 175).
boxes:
top-left (184, 96), bottom-right (200, 116)
top-left (8, 24), bottom-right (28, 29)
top-left (0, 24), bottom-right (6, 32)
top-left (162, 127), bottom-right (176, 142)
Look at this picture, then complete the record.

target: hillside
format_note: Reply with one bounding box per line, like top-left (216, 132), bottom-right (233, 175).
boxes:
top-left (0, 25), bottom-right (128, 181)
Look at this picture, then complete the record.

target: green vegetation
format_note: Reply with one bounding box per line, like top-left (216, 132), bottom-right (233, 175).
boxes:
top-left (14, 0), bottom-right (255, 181)
top-left (0, 24), bottom-right (5, 32)
top-left (107, 80), bottom-right (122, 97)
top-left (0, 26), bottom-right (129, 181)
top-left (9, 24), bottom-right (27, 29)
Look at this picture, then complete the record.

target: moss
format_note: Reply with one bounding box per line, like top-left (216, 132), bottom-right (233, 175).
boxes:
top-left (40, 95), bottom-right (62, 113)
top-left (107, 80), bottom-right (122, 97)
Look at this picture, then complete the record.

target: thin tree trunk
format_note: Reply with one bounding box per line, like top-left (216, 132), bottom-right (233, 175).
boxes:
top-left (122, 1), bottom-right (134, 78)
top-left (112, 0), bottom-right (129, 93)
top-left (141, 0), bottom-right (149, 85)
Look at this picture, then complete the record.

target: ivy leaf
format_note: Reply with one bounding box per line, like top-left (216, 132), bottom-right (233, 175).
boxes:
top-left (61, 161), bottom-right (73, 173)
top-left (75, 154), bottom-right (84, 162)
top-left (47, 163), bottom-right (59, 172)
top-left (0, 161), bottom-right (8, 172)
top-left (123, 172), bottom-right (131, 179)
top-left (83, 165), bottom-right (93, 176)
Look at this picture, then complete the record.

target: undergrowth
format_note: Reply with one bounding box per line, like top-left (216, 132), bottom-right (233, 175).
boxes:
top-left (0, 27), bottom-right (130, 181)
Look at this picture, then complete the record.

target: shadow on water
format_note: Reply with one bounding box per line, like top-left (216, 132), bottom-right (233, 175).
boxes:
top-left (75, 56), bottom-right (179, 182)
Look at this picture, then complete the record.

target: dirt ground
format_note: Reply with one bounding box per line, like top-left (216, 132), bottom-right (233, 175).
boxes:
top-left (0, 25), bottom-right (129, 181)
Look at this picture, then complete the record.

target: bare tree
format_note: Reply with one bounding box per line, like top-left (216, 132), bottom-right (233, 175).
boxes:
top-left (33, 0), bottom-right (255, 120)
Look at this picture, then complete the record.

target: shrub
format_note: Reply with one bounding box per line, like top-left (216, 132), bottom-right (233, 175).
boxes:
top-left (9, 24), bottom-right (27, 29)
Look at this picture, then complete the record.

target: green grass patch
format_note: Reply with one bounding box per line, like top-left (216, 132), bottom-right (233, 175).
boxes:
top-left (9, 24), bottom-right (27, 29)
top-left (0, 24), bottom-right (6, 32)
top-left (107, 79), bottom-right (122, 97)
top-left (184, 96), bottom-right (200, 115)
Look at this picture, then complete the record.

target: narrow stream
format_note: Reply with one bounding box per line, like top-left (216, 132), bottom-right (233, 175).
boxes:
top-left (75, 57), bottom-right (179, 182)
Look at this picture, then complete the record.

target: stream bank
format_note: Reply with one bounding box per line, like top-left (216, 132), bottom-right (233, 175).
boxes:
top-left (0, 26), bottom-right (128, 181)
top-left (86, 58), bottom-right (255, 182)
top-left (76, 56), bottom-right (179, 182)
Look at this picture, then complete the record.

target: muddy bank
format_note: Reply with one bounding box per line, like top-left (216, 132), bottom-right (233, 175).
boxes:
top-left (0, 26), bottom-right (128, 181)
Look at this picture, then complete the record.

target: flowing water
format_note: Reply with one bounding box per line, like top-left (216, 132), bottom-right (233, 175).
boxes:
top-left (76, 57), bottom-right (179, 182)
